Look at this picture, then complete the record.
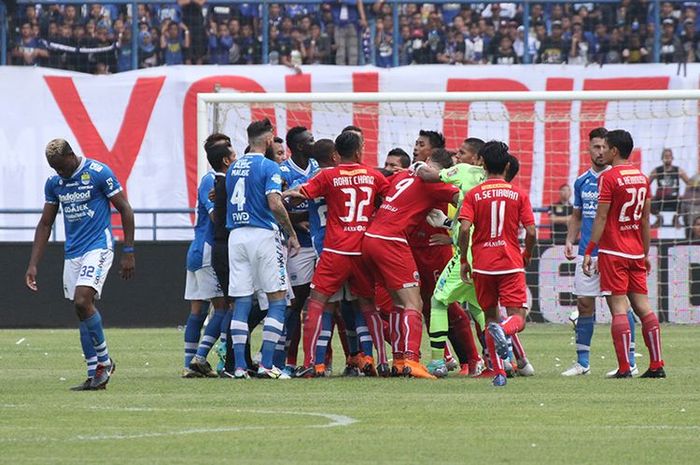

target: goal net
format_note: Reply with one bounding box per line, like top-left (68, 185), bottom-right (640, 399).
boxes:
top-left (198, 91), bottom-right (700, 325)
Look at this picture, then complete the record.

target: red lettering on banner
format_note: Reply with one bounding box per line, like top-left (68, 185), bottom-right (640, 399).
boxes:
top-left (443, 79), bottom-right (534, 194)
top-left (285, 74), bottom-right (312, 133)
top-left (352, 72), bottom-right (379, 167)
top-left (45, 75), bottom-right (165, 238)
top-left (579, 77), bottom-right (670, 172)
top-left (183, 76), bottom-right (275, 209)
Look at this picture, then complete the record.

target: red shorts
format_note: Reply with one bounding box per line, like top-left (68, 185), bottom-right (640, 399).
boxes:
top-left (473, 272), bottom-right (528, 310)
top-left (598, 253), bottom-right (648, 296)
top-left (311, 252), bottom-right (374, 298)
top-left (375, 284), bottom-right (393, 316)
top-left (362, 235), bottom-right (420, 291)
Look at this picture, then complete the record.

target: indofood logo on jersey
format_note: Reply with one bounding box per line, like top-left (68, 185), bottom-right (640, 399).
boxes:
top-left (581, 191), bottom-right (598, 201)
top-left (58, 191), bottom-right (91, 203)
top-left (81, 172), bottom-right (91, 185)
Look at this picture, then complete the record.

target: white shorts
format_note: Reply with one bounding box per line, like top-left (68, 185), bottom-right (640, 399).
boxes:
top-left (328, 282), bottom-right (357, 303)
top-left (63, 248), bottom-right (114, 300)
top-left (287, 246), bottom-right (316, 286)
top-left (228, 227), bottom-right (288, 297)
top-left (574, 255), bottom-right (601, 297)
top-left (185, 266), bottom-right (224, 301)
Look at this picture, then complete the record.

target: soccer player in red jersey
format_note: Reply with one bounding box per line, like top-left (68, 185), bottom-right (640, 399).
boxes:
top-left (284, 131), bottom-right (391, 376)
top-left (363, 149), bottom-right (459, 379)
top-left (583, 129), bottom-right (666, 378)
top-left (458, 141), bottom-right (536, 387)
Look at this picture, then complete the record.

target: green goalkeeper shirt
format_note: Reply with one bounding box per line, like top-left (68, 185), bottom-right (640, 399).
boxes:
top-left (438, 163), bottom-right (486, 244)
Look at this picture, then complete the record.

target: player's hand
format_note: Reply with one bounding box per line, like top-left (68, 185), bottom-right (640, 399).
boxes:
top-left (460, 261), bottom-right (472, 283)
top-left (564, 241), bottom-right (576, 261)
top-left (208, 188), bottom-right (215, 202)
top-left (645, 256), bottom-right (652, 275)
top-left (426, 209), bottom-right (450, 229)
top-left (296, 221), bottom-right (310, 233)
top-left (522, 251), bottom-right (532, 267)
top-left (582, 255), bottom-right (593, 277)
top-left (408, 161), bottom-right (426, 176)
top-left (288, 236), bottom-right (301, 258)
top-left (429, 234), bottom-right (452, 246)
top-left (25, 265), bottom-right (38, 291)
top-left (120, 252), bottom-right (135, 280)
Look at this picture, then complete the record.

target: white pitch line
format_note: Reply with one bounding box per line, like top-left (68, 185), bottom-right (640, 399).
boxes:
top-left (601, 425), bottom-right (700, 431)
top-left (15, 338), bottom-right (25, 345)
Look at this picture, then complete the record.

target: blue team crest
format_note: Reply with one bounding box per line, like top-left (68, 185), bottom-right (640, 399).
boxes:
top-left (81, 172), bottom-right (91, 185)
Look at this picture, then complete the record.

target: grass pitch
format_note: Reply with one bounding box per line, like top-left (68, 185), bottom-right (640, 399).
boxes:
top-left (0, 324), bottom-right (698, 465)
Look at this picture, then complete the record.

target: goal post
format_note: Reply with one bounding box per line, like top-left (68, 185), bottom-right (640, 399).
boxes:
top-left (196, 90), bottom-right (700, 324)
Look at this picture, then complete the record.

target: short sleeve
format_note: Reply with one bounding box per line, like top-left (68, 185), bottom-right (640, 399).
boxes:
top-left (598, 172), bottom-right (613, 204)
top-left (376, 171), bottom-right (391, 196)
top-left (573, 178), bottom-right (583, 209)
top-left (198, 174), bottom-right (215, 214)
top-left (264, 160), bottom-right (283, 195)
top-left (94, 163), bottom-right (122, 199)
top-left (439, 165), bottom-right (464, 187)
top-left (44, 177), bottom-right (58, 204)
top-left (519, 191), bottom-right (536, 227)
top-left (300, 170), bottom-right (327, 199)
top-left (458, 191), bottom-right (475, 222)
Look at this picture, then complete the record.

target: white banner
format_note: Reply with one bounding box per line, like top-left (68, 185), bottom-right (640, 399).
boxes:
top-left (0, 63), bottom-right (698, 243)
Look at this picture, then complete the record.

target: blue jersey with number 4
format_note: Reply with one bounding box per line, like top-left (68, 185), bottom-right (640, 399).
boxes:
top-left (573, 167), bottom-right (609, 257)
top-left (44, 158), bottom-right (122, 259)
top-left (281, 158), bottom-right (319, 248)
top-left (186, 172), bottom-right (216, 271)
top-left (226, 153), bottom-right (283, 231)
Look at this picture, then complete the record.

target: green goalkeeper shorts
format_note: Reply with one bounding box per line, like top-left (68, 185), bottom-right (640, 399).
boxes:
top-left (433, 252), bottom-right (482, 317)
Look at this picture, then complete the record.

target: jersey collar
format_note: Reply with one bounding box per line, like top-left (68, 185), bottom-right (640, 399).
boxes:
top-left (67, 157), bottom-right (87, 179)
top-left (287, 156), bottom-right (312, 176)
top-left (588, 165), bottom-right (611, 178)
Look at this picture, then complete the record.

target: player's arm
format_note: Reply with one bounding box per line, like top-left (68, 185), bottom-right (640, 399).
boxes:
top-left (268, 193), bottom-right (300, 256)
top-left (458, 218), bottom-right (473, 282)
top-left (414, 163), bottom-right (442, 183)
top-left (642, 198), bottom-right (652, 272)
top-left (111, 191), bottom-right (136, 280)
top-left (25, 202), bottom-right (59, 291)
top-left (680, 168), bottom-right (691, 185)
top-left (565, 208), bottom-right (582, 260)
top-left (582, 201), bottom-right (610, 276)
top-left (523, 224), bottom-right (537, 266)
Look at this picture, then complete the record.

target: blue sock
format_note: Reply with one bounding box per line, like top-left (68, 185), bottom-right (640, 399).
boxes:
top-left (576, 316), bottom-right (595, 368)
top-left (355, 311), bottom-right (373, 357)
top-left (261, 298), bottom-right (286, 369)
top-left (340, 300), bottom-right (359, 354)
top-left (220, 310), bottom-right (232, 347)
top-left (195, 310), bottom-right (225, 358)
top-left (79, 321), bottom-right (97, 378)
top-left (184, 312), bottom-right (206, 368)
top-left (273, 328), bottom-right (288, 368)
top-left (231, 296), bottom-right (253, 370)
top-left (315, 311), bottom-right (334, 366)
top-left (627, 310), bottom-right (636, 366)
top-left (84, 310), bottom-right (110, 366)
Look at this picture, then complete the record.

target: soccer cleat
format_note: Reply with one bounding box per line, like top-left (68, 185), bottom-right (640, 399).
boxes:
top-left (608, 370), bottom-right (633, 379)
top-left (219, 370), bottom-right (236, 379)
top-left (487, 322), bottom-right (509, 360)
top-left (325, 364), bottom-right (333, 377)
top-left (281, 365), bottom-right (296, 378)
top-left (89, 358), bottom-right (115, 390)
top-left (492, 374), bottom-right (507, 387)
top-left (181, 368), bottom-right (204, 378)
top-left (503, 359), bottom-right (515, 378)
top-left (606, 364), bottom-right (638, 378)
top-left (233, 368), bottom-right (250, 379)
top-left (458, 364), bottom-right (469, 376)
top-left (391, 357), bottom-right (405, 377)
top-left (639, 367), bottom-right (666, 378)
top-left (445, 357), bottom-right (459, 372)
top-left (70, 378), bottom-right (93, 391)
top-left (402, 360), bottom-right (437, 379)
top-left (342, 364), bottom-right (361, 377)
top-left (469, 358), bottom-right (486, 377)
top-left (257, 366), bottom-right (291, 380)
top-left (360, 356), bottom-right (378, 377)
top-left (189, 356), bottom-right (218, 378)
top-left (313, 364), bottom-right (326, 378)
top-left (427, 359), bottom-right (449, 378)
top-left (293, 366), bottom-right (315, 378)
top-left (561, 362), bottom-right (590, 377)
top-left (377, 363), bottom-right (391, 378)
top-left (215, 342), bottom-right (226, 374)
top-left (517, 359), bottom-right (535, 377)
top-left (476, 369), bottom-right (500, 378)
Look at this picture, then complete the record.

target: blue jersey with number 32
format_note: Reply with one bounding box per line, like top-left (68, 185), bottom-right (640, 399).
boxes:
top-left (226, 153), bottom-right (283, 231)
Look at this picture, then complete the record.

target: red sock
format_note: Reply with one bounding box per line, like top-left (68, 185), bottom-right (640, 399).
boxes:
top-left (303, 298), bottom-right (324, 367)
top-left (641, 312), bottom-right (664, 369)
top-left (611, 313), bottom-right (632, 373)
top-left (333, 312), bottom-right (350, 359)
top-left (485, 331), bottom-right (505, 376)
top-left (403, 308), bottom-right (423, 361)
top-left (500, 314), bottom-right (525, 336)
top-left (511, 333), bottom-right (527, 362)
top-left (363, 309), bottom-right (388, 365)
top-left (448, 303), bottom-right (479, 364)
top-left (389, 306), bottom-right (404, 357)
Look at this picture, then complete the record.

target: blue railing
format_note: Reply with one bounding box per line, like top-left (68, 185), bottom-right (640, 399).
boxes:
top-left (4, 0), bottom-right (664, 70)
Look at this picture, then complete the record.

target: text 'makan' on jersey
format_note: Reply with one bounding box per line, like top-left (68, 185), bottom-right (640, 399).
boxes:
top-left (439, 163), bottom-right (486, 243)
top-left (226, 153), bottom-right (283, 231)
top-left (281, 157), bottom-right (319, 248)
top-left (573, 166), bottom-right (610, 257)
top-left (459, 179), bottom-right (535, 275)
top-left (366, 171), bottom-right (459, 244)
top-left (186, 172), bottom-right (215, 271)
top-left (597, 165), bottom-right (650, 260)
top-left (300, 163), bottom-right (389, 255)
top-left (44, 158), bottom-right (122, 259)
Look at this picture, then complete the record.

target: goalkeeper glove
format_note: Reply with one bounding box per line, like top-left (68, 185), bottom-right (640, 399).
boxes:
top-left (408, 161), bottom-right (427, 176)
top-left (426, 209), bottom-right (452, 229)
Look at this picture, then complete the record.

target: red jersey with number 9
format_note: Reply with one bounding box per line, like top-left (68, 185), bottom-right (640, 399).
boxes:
top-left (459, 179), bottom-right (535, 275)
top-left (300, 163), bottom-right (389, 255)
top-left (597, 165), bottom-right (650, 259)
top-left (366, 171), bottom-right (459, 243)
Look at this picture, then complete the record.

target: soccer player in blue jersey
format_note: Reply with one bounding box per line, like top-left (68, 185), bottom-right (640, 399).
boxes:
top-left (562, 127), bottom-right (637, 377)
top-left (183, 134), bottom-right (234, 378)
top-left (25, 139), bottom-right (135, 390)
top-left (279, 126), bottom-right (319, 373)
top-left (227, 118), bottom-right (300, 379)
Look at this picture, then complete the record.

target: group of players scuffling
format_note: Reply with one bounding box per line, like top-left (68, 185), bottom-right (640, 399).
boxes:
top-left (25, 121), bottom-right (666, 391)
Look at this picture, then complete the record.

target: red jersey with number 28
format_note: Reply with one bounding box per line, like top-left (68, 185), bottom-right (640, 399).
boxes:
top-left (300, 163), bottom-right (389, 255)
top-left (459, 179), bottom-right (535, 275)
top-left (366, 171), bottom-right (458, 243)
top-left (597, 165), bottom-right (649, 259)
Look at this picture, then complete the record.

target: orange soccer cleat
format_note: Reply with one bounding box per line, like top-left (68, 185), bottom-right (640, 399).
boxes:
top-left (360, 355), bottom-right (377, 377)
top-left (402, 360), bottom-right (437, 379)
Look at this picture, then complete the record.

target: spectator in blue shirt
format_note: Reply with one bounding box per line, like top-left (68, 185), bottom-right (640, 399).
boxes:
top-left (208, 22), bottom-right (236, 64)
top-left (161, 19), bottom-right (190, 65)
top-left (12, 22), bottom-right (48, 66)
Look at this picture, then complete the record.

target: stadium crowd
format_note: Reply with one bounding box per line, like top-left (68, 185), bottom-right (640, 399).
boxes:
top-left (7, 1), bottom-right (700, 73)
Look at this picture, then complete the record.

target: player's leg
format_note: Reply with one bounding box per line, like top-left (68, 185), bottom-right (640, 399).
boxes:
top-left (183, 264), bottom-right (208, 375)
top-left (447, 304), bottom-right (483, 376)
top-left (563, 255), bottom-right (598, 376)
top-left (228, 229), bottom-right (256, 379)
top-left (599, 253), bottom-right (634, 378)
top-left (427, 256), bottom-right (457, 375)
top-left (313, 302), bottom-right (338, 376)
top-left (472, 272), bottom-right (507, 386)
top-left (350, 258), bottom-right (385, 377)
top-left (339, 299), bottom-right (362, 376)
top-left (189, 266), bottom-right (226, 377)
top-left (286, 247), bottom-right (315, 368)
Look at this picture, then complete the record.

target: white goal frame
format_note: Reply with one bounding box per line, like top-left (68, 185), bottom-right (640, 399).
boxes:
top-left (196, 89), bottom-right (700, 181)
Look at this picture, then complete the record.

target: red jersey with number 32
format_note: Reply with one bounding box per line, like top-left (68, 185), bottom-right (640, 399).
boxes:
top-left (366, 171), bottom-right (458, 242)
top-left (459, 179), bottom-right (535, 274)
top-left (300, 163), bottom-right (389, 255)
top-left (597, 165), bottom-right (649, 259)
